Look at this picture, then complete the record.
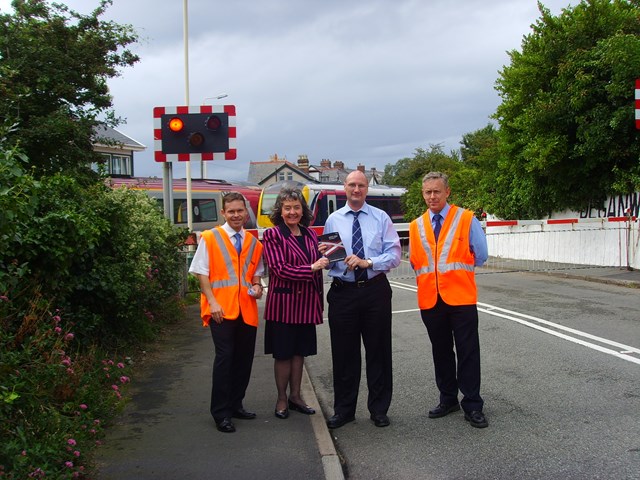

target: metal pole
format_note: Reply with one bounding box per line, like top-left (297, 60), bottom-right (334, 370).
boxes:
top-left (183, 0), bottom-right (193, 231)
top-left (162, 162), bottom-right (174, 222)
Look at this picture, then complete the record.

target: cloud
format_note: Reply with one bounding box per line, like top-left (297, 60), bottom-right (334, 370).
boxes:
top-left (1, 0), bottom-right (574, 180)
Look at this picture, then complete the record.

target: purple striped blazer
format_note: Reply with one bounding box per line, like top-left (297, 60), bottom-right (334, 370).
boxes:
top-left (263, 224), bottom-right (324, 325)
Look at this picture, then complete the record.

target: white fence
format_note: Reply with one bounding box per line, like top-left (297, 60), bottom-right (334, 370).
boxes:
top-left (483, 217), bottom-right (639, 270)
top-left (391, 216), bottom-right (639, 273)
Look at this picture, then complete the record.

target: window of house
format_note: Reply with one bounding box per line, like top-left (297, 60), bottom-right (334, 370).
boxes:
top-left (93, 153), bottom-right (133, 176)
top-left (110, 155), bottom-right (132, 176)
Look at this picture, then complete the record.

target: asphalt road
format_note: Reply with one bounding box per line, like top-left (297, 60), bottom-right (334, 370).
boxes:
top-left (305, 269), bottom-right (640, 480)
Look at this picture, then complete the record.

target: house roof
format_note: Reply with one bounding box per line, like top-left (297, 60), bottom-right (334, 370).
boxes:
top-left (93, 125), bottom-right (146, 151)
top-left (255, 162), bottom-right (317, 186)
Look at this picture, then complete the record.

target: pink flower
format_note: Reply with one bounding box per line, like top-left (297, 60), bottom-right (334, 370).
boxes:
top-left (66, 368), bottom-right (74, 375)
top-left (67, 438), bottom-right (76, 446)
top-left (52, 315), bottom-right (61, 323)
top-left (0, 295), bottom-right (8, 302)
top-left (117, 362), bottom-right (125, 369)
top-left (119, 376), bottom-right (130, 384)
top-left (73, 450), bottom-right (80, 457)
top-left (94, 419), bottom-right (101, 425)
top-left (54, 326), bottom-right (62, 333)
top-left (79, 404), bottom-right (88, 410)
top-left (62, 358), bottom-right (71, 367)
top-left (111, 384), bottom-right (119, 391)
top-left (65, 461), bottom-right (74, 468)
top-left (64, 333), bottom-right (74, 341)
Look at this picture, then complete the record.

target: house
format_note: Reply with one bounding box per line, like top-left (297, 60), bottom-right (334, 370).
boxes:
top-left (247, 154), bottom-right (316, 187)
top-left (92, 125), bottom-right (146, 176)
top-left (248, 154), bottom-right (386, 187)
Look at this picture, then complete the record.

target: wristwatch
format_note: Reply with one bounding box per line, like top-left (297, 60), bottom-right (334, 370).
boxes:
top-left (366, 258), bottom-right (373, 269)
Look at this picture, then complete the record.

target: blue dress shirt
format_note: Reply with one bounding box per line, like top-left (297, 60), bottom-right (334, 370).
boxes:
top-left (324, 203), bottom-right (402, 281)
top-left (430, 204), bottom-right (488, 267)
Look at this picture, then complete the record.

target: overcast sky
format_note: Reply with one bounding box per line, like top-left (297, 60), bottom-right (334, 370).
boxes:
top-left (1, 0), bottom-right (575, 181)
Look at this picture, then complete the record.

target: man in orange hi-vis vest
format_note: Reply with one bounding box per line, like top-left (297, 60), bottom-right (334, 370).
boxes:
top-left (189, 192), bottom-right (264, 433)
top-left (409, 172), bottom-right (489, 428)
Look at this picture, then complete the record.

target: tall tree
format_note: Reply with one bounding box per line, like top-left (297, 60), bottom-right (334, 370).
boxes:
top-left (0, 0), bottom-right (139, 176)
top-left (382, 144), bottom-right (463, 220)
top-left (493, 0), bottom-right (640, 219)
top-left (457, 123), bottom-right (500, 216)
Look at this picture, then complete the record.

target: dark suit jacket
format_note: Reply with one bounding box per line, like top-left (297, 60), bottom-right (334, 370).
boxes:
top-left (263, 224), bottom-right (324, 325)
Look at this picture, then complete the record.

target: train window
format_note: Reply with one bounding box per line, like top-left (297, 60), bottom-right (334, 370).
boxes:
top-left (173, 199), bottom-right (218, 224)
top-left (260, 193), bottom-right (279, 216)
top-left (197, 199), bottom-right (218, 222)
top-left (174, 199), bottom-right (187, 224)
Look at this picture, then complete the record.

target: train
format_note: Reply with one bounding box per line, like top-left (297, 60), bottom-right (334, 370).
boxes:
top-left (107, 176), bottom-right (262, 230)
top-left (107, 177), bottom-right (407, 231)
top-left (257, 180), bottom-right (406, 228)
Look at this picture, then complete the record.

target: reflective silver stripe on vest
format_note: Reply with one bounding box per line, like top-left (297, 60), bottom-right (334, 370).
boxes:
top-left (437, 208), bottom-right (474, 273)
top-left (414, 208), bottom-right (474, 276)
top-left (414, 215), bottom-right (435, 276)
top-left (240, 236), bottom-right (258, 289)
top-left (209, 229), bottom-right (256, 289)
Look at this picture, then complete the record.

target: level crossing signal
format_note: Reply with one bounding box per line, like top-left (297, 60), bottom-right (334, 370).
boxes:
top-left (153, 105), bottom-right (237, 162)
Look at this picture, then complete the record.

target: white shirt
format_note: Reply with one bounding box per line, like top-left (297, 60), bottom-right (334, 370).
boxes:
top-left (188, 223), bottom-right (265, 277)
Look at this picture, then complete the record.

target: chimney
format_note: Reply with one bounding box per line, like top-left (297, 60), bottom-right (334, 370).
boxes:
top-left (334, 160), bottom-right (344, 169)
top-left (357, 164), bottom-right (365, 173)
top-left (320, 159), bottom-right (331, 168)
top-left (297, 154), bottom-right (309, 173)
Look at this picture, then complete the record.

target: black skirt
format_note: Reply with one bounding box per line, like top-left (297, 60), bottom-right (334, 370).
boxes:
top-left (264, 321), bottom-right (318, 360)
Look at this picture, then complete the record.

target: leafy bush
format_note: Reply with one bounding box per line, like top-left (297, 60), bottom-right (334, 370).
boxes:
top-left (1, 133), bottom-right (189, 478)
top-left (0, 299), bottom-right (132, 479)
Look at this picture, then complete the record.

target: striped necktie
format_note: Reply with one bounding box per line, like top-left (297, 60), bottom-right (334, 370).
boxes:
top-left (350, 211), bottom-right (368, 282)
top-left (433, 214), bottom-right (442, 241)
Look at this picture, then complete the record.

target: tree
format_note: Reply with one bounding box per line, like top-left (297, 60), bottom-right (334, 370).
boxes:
top-left (493, 0), bottom-right (640, 219)
top-left (0, 0), bottom-right (139, 177)
top-left (382, 144), bottom-right (464, 220)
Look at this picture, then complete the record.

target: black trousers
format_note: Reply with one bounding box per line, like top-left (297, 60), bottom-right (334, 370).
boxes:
top-left (420, 296), bottom-right (483, 413)
top-left (327, 276), bottom-right (393, 417)
top-left (209, 315), bottom-right (257, 422)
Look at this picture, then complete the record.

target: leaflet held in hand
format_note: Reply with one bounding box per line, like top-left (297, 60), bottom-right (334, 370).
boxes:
top-left (318, 232), bottom-right (347, 262)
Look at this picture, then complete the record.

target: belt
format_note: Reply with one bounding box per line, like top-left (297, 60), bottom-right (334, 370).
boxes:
top-left (332, 273), bottom-right (386, 289)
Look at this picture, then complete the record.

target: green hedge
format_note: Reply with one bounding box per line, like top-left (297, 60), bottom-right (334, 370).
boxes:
top-left (1, 140), bottom-right (189, 478)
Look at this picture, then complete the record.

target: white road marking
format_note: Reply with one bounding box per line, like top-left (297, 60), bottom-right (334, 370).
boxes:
top-left (388, 280), bottom-right (640, 365)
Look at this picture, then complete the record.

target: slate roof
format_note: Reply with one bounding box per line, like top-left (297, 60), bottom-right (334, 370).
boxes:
top-left (93, 125), bottom-right (146, 151)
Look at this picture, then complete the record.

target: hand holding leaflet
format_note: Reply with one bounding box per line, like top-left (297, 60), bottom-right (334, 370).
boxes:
top-left (318, 232), bottom-right (347, 262)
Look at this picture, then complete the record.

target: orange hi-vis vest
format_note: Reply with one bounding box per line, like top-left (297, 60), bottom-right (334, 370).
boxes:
top-left (199, 227), bottom-right (263, 327)
top-left (409, 205), bottom-right (477, 310)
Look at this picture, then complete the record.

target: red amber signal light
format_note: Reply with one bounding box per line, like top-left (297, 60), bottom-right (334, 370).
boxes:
top-left (168, 117), bottom-right (184, 132)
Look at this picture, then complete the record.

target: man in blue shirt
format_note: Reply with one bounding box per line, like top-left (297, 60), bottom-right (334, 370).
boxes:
top-left (321, 170), bottom-right (401, 429)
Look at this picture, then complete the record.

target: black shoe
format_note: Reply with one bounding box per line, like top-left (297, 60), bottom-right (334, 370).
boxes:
top-left (370, 413), bottom-right (390, 427)
top-left (288, 400), bottom-right (316, 415)
top-left (216, 418), bottom-right (236, 433)
top-left (428, 403), bottom-right (461, 419)
top-left (464, 410), bottom-right (488, 428)
top-left (326, 414), bottom-right (355, 429)
top-left (232, 408), bottom-right (256, 420)
top-left (274, 408), bottom-right (289, 419)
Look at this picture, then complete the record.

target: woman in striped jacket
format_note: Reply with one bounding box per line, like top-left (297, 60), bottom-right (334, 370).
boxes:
top-left (263, 188), bottom-right (329, 419)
